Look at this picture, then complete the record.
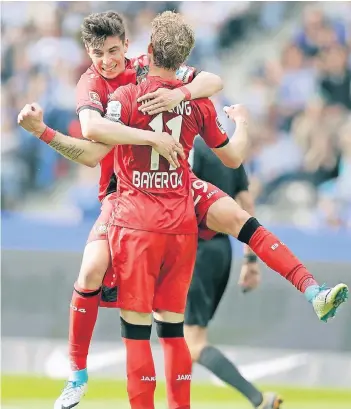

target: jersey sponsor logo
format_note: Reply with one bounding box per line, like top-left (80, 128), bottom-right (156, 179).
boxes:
top-left (106, 101), bottom-right (122, 121)
top-left (132, 170), bottom-right (183, 189)
top-left (89, 91), bottom-right (103, 107)
top-left (216, 117), bottom-right (226, 134)
top-left (176, 374), bottom-right (192, 381)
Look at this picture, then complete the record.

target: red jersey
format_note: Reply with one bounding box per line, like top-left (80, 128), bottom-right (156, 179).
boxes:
top-left (107, 76), bottom-right (229, 234)
top-left (75, 55), bottom-right (198, 202)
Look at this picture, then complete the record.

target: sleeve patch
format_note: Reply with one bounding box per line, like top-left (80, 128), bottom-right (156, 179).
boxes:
top-left (105, 101), bottom-right (122, 122)
top-left (89, 91), bottom-right (103, 107)
top-left (216, 117), bottom-right (226, 134)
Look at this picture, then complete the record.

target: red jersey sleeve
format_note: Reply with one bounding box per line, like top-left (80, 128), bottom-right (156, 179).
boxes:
top-left (104, 85), bottom-right (134, 126)
top-left (198, 99), bottom-right (229, 148)
top-left (76, 70), bottom-right (108, 116)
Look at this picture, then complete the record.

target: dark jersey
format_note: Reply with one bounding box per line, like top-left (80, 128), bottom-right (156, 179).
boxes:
top-left (190, 136), bottom-right (249, 200)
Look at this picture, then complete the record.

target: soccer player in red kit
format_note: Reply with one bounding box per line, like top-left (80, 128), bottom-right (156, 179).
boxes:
top-left (18, 11), bottom-right (225, 409)
top-left (105, 12), bottom-right (237, 409)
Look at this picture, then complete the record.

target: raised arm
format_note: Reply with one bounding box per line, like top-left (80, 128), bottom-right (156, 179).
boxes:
top-left (18, 103), bottom-right (184, 169)
top-left (212, 105), bottom-right (250, 169)
top-left (18, 103), bottom-right (112, 167)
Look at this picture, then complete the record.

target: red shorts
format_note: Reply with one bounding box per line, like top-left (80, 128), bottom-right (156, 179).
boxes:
top-left (190, 174), bottom-right (228, 240)
top-left (86, 195), bottom-right (115, 243)
top-left (108, 226), bottom-right (197, 313)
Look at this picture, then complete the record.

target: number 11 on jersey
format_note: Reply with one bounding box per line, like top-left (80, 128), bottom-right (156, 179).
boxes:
top-left (149, 113), bottom-right (183, 170)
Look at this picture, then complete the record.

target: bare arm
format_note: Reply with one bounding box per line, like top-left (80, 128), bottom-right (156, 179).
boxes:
top-left (212, 117), bottom-right (249, 169)
top-left (18, 103), bottom-right (184, 169)
top-left (79, 109), bottom-right (157, 146)
top-left (47, 131), bottom-right (112, 168)
top-left (185, 71), bottom-right (223, 99)
top-left (137, 71), bottom-right (224, 115)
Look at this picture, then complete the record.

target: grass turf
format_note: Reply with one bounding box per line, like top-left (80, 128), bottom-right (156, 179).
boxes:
top-left (2, 375), bottom-right (351, 408)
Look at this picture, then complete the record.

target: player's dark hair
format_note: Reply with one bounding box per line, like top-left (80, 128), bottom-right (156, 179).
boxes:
top-left (151, 11), bottom-right (195, 71)
top-left (81, 11), bottom-right (126, 48)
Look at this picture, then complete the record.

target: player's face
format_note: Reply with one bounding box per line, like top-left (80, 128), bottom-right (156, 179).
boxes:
top-left (87, 36), bottom-right (129, 79)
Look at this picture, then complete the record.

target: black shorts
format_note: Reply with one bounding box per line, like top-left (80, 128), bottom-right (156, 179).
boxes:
top-left (184, 235), bottom-right (232, 327)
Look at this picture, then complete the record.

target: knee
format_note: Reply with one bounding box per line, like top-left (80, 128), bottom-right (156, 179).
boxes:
top-left (207, 197), bottom-right (250, 237)
top-left (77, 263), bottom-right (106, 289)
top-left (78, 242), bottom-right (110, 289)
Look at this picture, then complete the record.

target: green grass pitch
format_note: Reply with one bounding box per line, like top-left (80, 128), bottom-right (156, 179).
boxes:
top-left (2, 375), bottom-right (351, 408)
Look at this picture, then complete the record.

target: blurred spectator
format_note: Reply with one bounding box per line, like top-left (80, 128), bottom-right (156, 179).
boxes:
top-left (318, 45), bottom-right (351, 110)
top-left (2, 1), bottom-right (350, 230)
top-left (276, 44), bottom-right (317, 131)
top-left (317, 119), bottom-right (351, 229)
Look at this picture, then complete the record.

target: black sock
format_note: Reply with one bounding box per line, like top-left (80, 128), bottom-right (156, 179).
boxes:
top-left (198, 345), bottom-right (263, 407)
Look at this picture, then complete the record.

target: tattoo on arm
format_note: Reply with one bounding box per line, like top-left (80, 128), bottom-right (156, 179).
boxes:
top-left (49, 140), bottom-right (85, 161)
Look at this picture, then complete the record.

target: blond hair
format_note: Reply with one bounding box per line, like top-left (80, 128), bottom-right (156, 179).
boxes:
top-left (151, 11), bottom-right (195, 71)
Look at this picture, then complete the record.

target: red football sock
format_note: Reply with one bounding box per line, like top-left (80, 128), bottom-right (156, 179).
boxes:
top-left (69, 283), bottom-right (100, 371)
top-left (123, 338), bottom-right (156, 409)
top-left (159, 337), bottom-right (192, 409)
top-left (249, 226), bottom-right (318, 292)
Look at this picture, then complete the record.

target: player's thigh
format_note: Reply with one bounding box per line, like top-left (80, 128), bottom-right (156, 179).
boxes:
top-left (78, 197), bottom-right (114, 287)
top-left (191, 174), bottom-right (228, 240)
top-left (86, 195), bottom-right (114, 244)
top-left (108, 226), bottom-right (165, 313)
top-left (206, 195), bottom-right (249, 237)
top-left (184, 236), bottom-right (232, 327)
top-left (153, 234), bottom-right (197, 314)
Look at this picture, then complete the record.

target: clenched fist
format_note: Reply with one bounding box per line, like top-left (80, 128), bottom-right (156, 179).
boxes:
top-left (17, 103), bottom-right (46, 137)
top-left (223, 104), bottom-right (249, 125)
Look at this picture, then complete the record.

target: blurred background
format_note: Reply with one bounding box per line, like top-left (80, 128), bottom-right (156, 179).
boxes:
top-left (1, 1), bottom-right (351, 408)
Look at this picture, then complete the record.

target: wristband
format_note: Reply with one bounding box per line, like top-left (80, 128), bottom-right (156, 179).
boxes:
top-left (244, 253), bottom-right (258, 263)
top-left (39, 126), bottom-right (56, 144)
top-left (179, 86), bottom-right (191, 101)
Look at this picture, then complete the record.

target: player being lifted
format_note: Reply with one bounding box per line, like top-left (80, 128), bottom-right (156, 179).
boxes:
top-left (186, 140), bottom-right (281, 409)
top-left (18, 10), bottom-right (349, 409)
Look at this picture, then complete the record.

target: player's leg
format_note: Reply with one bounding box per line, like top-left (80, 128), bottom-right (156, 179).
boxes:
top-left (192, 174), bottom-right (349, 322)
top-left (205, 195), bottom-right (348, 321)
top-left (109, 226), bottom-right (165, 409)
top-left (184, 237), bottom-right (282, 409)
top-left (153, 234), bottom-right (197, 409)
top-left (54, 197), bottom-right (113, 409)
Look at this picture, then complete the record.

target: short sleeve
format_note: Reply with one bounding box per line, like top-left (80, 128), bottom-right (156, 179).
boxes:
top-left (76, 72), bottom-right (108, 116)
top-left (105, 86), bottom-right (133, 126)
top-left (198, 99), bottom-right (229, 149)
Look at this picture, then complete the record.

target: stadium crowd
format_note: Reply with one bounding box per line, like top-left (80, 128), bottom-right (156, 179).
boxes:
top-left (1, 1), bottom-right (350, 228)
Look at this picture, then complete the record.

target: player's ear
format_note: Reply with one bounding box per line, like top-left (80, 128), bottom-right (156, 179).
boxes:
top-left (147, 43), bottom-right (152, 54)
top-left (124, 38), bottom-right (129, 54)
top-left (85, 44), bottom-right (92, 58)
